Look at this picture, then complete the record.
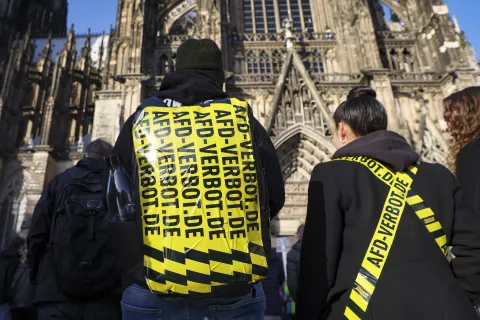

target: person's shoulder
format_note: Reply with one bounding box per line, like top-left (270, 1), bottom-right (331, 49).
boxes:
top-left (458, 139), bottom-right (480, 161)
top-left (419, 161), bottom-right (455, 185)
top-left (311, 160), bottom-right (347, 180)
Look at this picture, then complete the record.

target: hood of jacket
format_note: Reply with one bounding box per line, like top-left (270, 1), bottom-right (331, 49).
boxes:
top-left (76, 157), bottom-right (107, 171)
top-left (154, 69), bottom-right (229, 106)
top-left (333, 130), bottom-right (419, 171)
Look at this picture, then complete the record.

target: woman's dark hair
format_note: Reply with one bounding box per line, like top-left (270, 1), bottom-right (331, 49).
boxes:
top-left (334, 86), bottom-right (388, 136)
top-left (444, 87), bottom-right (480, 169)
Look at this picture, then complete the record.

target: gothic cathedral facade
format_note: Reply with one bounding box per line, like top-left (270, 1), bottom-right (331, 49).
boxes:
top-left (0, 0), bottom-right (478, 247)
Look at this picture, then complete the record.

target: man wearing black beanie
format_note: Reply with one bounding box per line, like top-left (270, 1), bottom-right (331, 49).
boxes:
top-left (109, 39), bottom-right (285, 319)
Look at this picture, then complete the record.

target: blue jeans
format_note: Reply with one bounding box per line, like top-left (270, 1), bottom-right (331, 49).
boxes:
top-left (121, 283), bottom-right (265, 320)
top-left (0, 304), bottom-right (10, 320)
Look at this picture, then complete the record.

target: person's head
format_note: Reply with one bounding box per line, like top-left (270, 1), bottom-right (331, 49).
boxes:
top-left (296, 224), bottom-right (305, 240)
top-left (333, 86), bottom-right (388, 149)
top-left (443, 87), bottom-right (480, 168)
top-left (175, 38), bottom-right (225, 86)
top-left (84, 139), bottom-right (113, 158)
top-left (7, 236), bottom-right (25, 253)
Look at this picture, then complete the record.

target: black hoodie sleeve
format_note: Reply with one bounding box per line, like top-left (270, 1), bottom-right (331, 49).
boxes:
top-left (449, 169), bottom-right (480, 305)
top-left (456, 142), bottom-right (480, 215)
top-left (27, 177), bottom-right (58, 284)
top-left (297, 164), bottom-right (343, 320)
top-left (113, 116), bottom-right (135, 178)
top-left (253, 118), bottom-right (285, 219)
top-left (286, 244), bottom-right (300, 302)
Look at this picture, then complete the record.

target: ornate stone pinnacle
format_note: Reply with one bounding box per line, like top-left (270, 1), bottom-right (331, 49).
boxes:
top-left (283, 18), bottom-right (294, 51)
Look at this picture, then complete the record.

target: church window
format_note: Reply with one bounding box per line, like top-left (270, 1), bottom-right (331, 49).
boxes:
top-left (312, 50), bottom-right (325, 73)
top-left (291, 0), bottom-right (301, 30)
top-left (242, 0), bottom-right (314, 33)
top-left (247, 51), bottom-right (259, 73)
top-left (272, 50), bottom-right (282, 73)
top-left (266, 0), bottom-right (276, 32)
top-left (254, 0), bottom-right (265, 33)
top-left (243, 0), bottom-right (253, 33)
top-left (302, 0), bottom-right (313, 31)
top-left (260, 51), bottom-right (272, 73)
top-left (278, 0), bottom-right (289, 26)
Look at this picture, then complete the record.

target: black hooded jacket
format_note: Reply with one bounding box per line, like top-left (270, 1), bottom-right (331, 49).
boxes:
top-left (27, 158), bottom-right (116, 303)
top-left (297, 131), bottom-right (480, 320)
top-left (286, 239), bottom-right (301, 302)
top-left (263, 248), bottom-right (285, 316)
top-left (0, 250), bottom-right (20, 304)
top-left (456, 138), bottom-right (480, 215)
top-left (111, 70), bottom-right (285, 298)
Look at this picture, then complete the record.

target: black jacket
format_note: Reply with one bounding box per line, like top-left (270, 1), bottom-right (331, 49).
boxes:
top-left (11, 264), bottom-right (35, 309)
top-left (286, 240), bottom-right (301, 302)
top-left (457, 139), bottom-right (480, 215)
top-left (263, 248), bottom-right (285, 316)
top-left (0, 250), bottom-right (20, 304)
top-left (297, 131), bottom-right (480, 320)
top-left (111, 70), bottom-right (285, 298)
top-left (27, 158), bottom-right (112, 303)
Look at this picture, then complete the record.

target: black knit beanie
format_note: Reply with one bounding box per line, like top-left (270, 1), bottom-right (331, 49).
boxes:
top-left (175, 39), bottom-right (225, 84)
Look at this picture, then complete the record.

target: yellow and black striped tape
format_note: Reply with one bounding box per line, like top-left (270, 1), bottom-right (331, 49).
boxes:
top-left (337, 156), bottom-right (448, 258)
top-left (336, 156), bottom-right (448, 320)
top-left (132, 98), bottom-right (268, 295)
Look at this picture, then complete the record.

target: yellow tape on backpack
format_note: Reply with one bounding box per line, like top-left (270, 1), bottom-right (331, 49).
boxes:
top-left (132, 98), bottom-right (268, 296)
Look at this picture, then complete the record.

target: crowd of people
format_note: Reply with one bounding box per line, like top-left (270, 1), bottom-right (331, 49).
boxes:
top-left (1, 38), bottom-right (480, 320)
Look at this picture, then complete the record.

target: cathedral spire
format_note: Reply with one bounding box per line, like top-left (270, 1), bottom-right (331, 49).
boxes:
top-left (98, 32), bottom-right (106, 70)
top-left (64, 24), bottom-right (75, 52)
top-left (39, 30), bottom-right (53, 63)
top-left (23, 23), bottom-right (32, 50)
top-left (283, 19), bottom-right (295, 51)
top-left (81, 28), bottom-right (92, 59)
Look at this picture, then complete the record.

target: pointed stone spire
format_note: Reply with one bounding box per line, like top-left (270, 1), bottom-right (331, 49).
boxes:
top-left (23, 23), bottom-right (32, 50)
top-left (81, 28), bottom-right (91, 59)
top-left (64, 23), bottom-right (76, 55)
top-left (283, 19), bottom-right (294, 51)
top-left (39, 30), bottom-right (53, 62)
top-left (13, 32), bottom-right (21, 49)
top-left (98, 32), bottom-right (106, 70)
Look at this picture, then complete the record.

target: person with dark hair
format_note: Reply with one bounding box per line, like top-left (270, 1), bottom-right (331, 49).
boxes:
top-left (286, 224), bottom-right (304, 303)
top-left (263, 237), bottom-right (285, 320)
top-left (10, 247), bottom-right (36, 320)
top-left (109, 38), bottom-right (285, 319)
top-left (296, 86), bottom-right (480, 320)
top-left (0, 237), bottom-right (25, 320)
top-left (83, 139), bottom-right (114, 159)
top-left (444, 87), bottom-right (480, 215)
top-left (27, 139), bottom-right (121, 320)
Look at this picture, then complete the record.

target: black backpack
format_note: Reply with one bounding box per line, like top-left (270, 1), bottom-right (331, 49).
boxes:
top-left (50, 169), bottom-right (118, 298)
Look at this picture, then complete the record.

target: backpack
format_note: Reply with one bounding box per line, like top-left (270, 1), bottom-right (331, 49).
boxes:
top-left (50, 169), bottom-right (118, 298)
top-left (131, 97), bottom-right (271, 296)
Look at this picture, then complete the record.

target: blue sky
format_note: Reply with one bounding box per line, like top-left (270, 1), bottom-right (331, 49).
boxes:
top-left (67, 0), bottom-right (480, 58)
